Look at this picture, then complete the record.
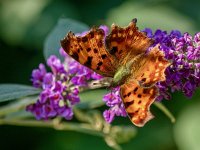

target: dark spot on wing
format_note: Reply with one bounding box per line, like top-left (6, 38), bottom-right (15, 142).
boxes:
top-left (116, 37), bottom-right (123, 43)
top-left (142, 78), bottom-right (146, 82)
top-left (93, 48), bottom-right (98, 53)
top-left (87, 48), bottom-right (91, 52)
top-left (96, 66), bottom-right (100, 70)
top-left (138, 100), bottom-right (142, 104)
top-left (128, 112), bottom-right (135, 117)
top-left (71, 52), bottom-right (79, 61)
top-left (133, 87), bottom-right (138, 93)
top-left (135, 109), bottom-right (139, 113)
top-left (82, 37), bottom-right (88, 42)
top-left (77, 38), bottom-right (81, 42)
top-left (158, 56), bottom-right (163, 61)
top-left (101, 54), bottom-right (107, 59)
top-left (97, 61), bottom-right (103, 66)
top-left (90, 32), bottom-right (94, 38)
top-left (84, 56), bottom-right (93, 67)
top-left (127, 92), bottom-right (131, 97)
top-left (125, 100), bottom-right (134, 107)
top-left (138, 94), bottom-right (142, 98)
top-left (110, 46), bottom-right (118, 54)
top-left (98, 41), bottom-right (103, 47)
top-left (143, 89), bottom-right (148, 94)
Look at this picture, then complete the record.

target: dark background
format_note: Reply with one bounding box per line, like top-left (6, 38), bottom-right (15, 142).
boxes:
top-left (0, 0), bottom-right (200, 149)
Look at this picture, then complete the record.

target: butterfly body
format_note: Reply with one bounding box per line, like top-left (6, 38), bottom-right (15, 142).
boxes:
top-left (113, 52), bottom-right (145, 85)
top-left (61, 19), bottom-right (170, 127)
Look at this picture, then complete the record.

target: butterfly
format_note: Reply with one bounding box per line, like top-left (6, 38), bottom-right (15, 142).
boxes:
top-left (61, 18), bottom-right (170, 127)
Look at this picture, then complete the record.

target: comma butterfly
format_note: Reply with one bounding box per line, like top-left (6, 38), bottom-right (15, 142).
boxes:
top-left (61, 19), bottom-right (170, 127)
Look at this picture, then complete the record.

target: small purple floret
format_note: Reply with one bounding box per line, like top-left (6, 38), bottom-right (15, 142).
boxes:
top-left (27, 47), bottom-right (102, 120)
top-left (102, 87), bottom-right (127, 122)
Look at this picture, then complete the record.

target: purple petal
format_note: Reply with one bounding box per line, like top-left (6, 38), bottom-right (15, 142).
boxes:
top-left (103, 110), bottom-right (115, 123)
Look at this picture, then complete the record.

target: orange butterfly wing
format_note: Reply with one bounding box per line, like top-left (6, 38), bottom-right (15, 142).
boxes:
top-left (120, 80), bottom-right (158, 127)
top-left (134, 44), bottom-right (171, 87)
top-left (119, 45), bottom-right (170, 127)
top-left (61, 28), bottom-right (117, 77)
top-left (106, 19), bottom-right (154, 60)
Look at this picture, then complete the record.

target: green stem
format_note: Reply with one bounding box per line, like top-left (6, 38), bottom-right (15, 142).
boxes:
top-left (154, 102), bottom-right (176, 123)
top-left (0, 118), bottom-right (105, 137)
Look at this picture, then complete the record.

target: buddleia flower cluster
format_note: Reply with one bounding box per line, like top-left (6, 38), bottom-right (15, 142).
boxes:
top-left (103, 29), bottom-right (200, 123)
top-left (144, 29), bottom-right (200, 99)
top-left (26, 48), bottom-right (102, 120)
top-left (27, 26), bottom-right (200, 123)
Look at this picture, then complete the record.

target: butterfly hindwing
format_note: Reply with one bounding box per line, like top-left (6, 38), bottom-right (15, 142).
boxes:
top-left (120, 80), bottom-right (158, 127)
top-left (134, 44), bottom-right (171, 88)
top-left (61, 28), bottom-right (116, 77)
top-left (106, 19), bottom-right (154, 60)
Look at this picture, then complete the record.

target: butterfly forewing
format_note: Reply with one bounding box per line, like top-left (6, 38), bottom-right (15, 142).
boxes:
top-left (61, 28), bottom-right (116, 77)
top-left (106, 19), bottom-right (154, 60)
top-left (120, 80), bottom-right (158, 127)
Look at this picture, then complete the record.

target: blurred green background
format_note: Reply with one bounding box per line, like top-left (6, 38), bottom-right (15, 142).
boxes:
top-left (0, 0), bottom-right (200, 149)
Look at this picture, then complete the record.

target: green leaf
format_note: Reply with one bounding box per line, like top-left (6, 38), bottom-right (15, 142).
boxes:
top-left (0, 84), bottom-right (41, 102)
top-left (5, 110), bottom-right (32, 120)
top-left (0, 96), bottom-right (38, 117)
top-left (44, 18), bottom-right (89, 61)
top-left (76, 89), bottom-right (108, 109)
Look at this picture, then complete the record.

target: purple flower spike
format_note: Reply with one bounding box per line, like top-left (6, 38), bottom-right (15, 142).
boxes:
top-left (143, 28), bottom-right (153, 38)
top-left (102, 87), bottom-right (127, 123)
top-left (59, 47), bottom-right (68, 57)
top-left (27, 53), bottom-right (82, 120)
top-left (144, 29), bottom-right (200, 101)
top-left (71, 76), bottom-right (87, 86)
top-left (103, 110), bottom-right (115, 123)
top-left (57, 106), bottom-right (73, 120)
top-left (91, 72), bottom-right (103, 80)
top-left (31, 63), bottom-right (47, 88)
top-left (47, 55), bottom-right (66, 75)
top-left (67, 88), bottom-right (80, 105)
top-left (42, 73), bottom-right (54, 89)
top-left (103, 92), bottom-right (120, 107)
top-left (39, 89), bottom-right (51, 104)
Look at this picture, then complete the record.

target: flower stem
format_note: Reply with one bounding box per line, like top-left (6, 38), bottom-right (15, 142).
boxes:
top-left (154, 102), bottom-right (176, 123)
top-left (0, 118), bottom-right (105, 137)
